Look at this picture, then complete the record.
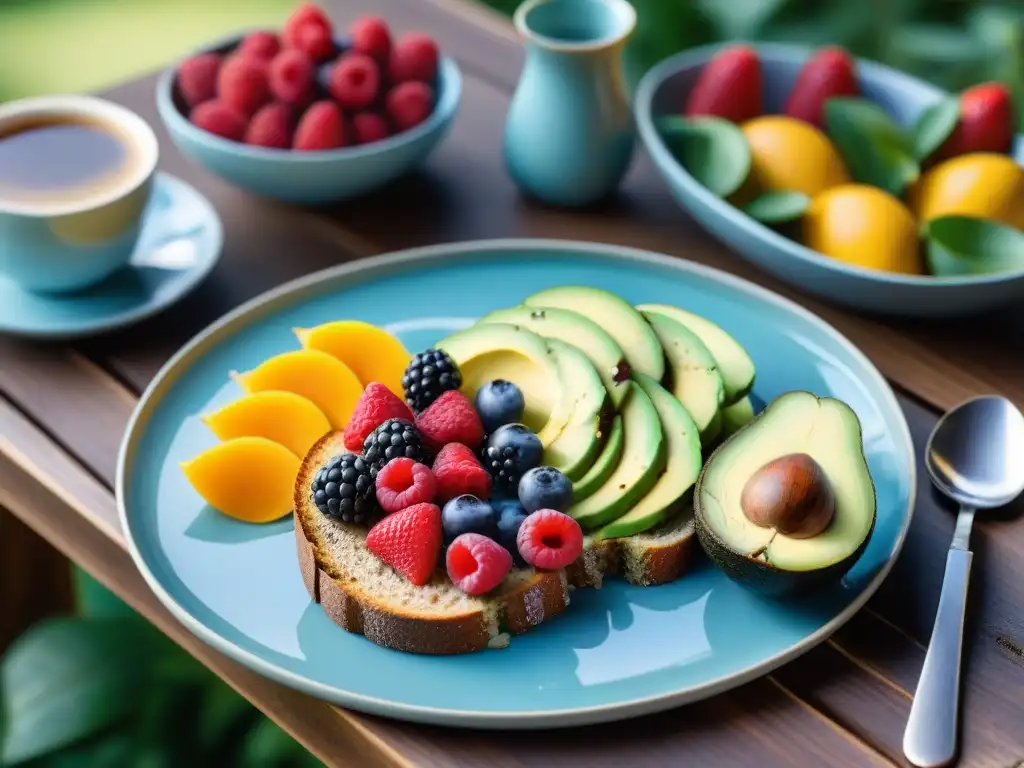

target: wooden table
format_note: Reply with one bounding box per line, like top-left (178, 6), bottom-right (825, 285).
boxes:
top-left (3, 0), bottom-right (1024, 765)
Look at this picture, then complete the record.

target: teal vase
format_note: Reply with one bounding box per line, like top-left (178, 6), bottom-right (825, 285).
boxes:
top-left (503, 0), bottom-right (637, 208)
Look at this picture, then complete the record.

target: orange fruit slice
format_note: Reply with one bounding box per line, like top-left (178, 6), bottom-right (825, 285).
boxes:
top-left (180, 437), bottom-right (300, 523)
top-left (232, 349), bottom-right (362, 430)
top-left (201, 390), bottom-right (331, 460)
top-left (294, 320), bottom-right (410, 397)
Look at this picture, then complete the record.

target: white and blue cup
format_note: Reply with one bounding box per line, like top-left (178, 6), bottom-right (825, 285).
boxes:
top-left (0, 95), bottom-right (159, 294)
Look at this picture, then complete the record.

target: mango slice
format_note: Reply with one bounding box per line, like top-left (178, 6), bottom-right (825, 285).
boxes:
top-left (232, 349), bottom-right (362, 429)
top-left (180, 437), bottom-right (301, 523)
top-left (201, 390), bottom-right (331, 460)
top-left (294, 320), bottom-right (411, 397)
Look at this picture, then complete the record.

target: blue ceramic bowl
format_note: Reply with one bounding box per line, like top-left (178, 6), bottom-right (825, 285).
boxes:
top-left (156, 32), bottom-right (461, 205)
top-left (635, 42), bottom-right (1024, 318)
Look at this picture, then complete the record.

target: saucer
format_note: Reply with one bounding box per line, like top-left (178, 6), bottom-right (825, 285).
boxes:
top-left (0, 172), bottom-right (223, 340)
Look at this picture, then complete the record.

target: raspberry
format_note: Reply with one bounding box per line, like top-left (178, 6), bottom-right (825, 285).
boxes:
top-left (189, 100), bottom-right (247, 141)
top-left (375, 457), bottom-right (437, 513)
top-left (293, 100), bottom-right (349, 150)
top-left (389, 32), bottom-right (439, 83)
top-left (516, 509), bottom-right (583, 571)
top-left (415, 390), bottom-right (484, 452)
top-left (269, 49), bottom-right (315, 106)
top-left (366, 503), bottom-right (442, 586)
top-left (328, 52), bottom-right (381, 111)
top-left (343, 382), bottom-right (415, 452)
top-left (432, 443), bottom-right (491, 503)
top-left (177, 53), bottom-right (222, 108)
top-left (244, 102), bottom-right (294, 148)
top-left (387, 81), bottom-right (433, 132)
top-left (350, 15), bottom-right (392, 61)
top-left (283, 2), bottom-right (335, 62)
top-left (217, 55), bottom-right (270, 117)
top-left (446, 533), bottom-right (512, 596)
top-left (237, 31), bottom-right (281, 61)
top-left (352, 111), bottom-right (390, 144)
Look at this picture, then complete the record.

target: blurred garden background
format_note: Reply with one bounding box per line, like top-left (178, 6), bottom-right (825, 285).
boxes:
top-left (2, 0), bottom-right (1023, 765)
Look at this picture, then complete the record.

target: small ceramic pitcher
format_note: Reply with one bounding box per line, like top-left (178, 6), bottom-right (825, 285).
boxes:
top-left (503, 0), bottom-right (637, 208)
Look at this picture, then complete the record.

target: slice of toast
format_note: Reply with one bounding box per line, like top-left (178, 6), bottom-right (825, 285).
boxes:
top-left (294, 431), bottom-right (696, 655)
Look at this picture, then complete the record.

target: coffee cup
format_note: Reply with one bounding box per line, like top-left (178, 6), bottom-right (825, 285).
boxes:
top-left (0, 95), bottom-right (159, 294)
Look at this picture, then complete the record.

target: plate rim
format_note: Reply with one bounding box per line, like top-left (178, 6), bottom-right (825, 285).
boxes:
top-left (116, 238), bottom-right (917, 729)
top-left (0, 171), bottom-right (224, 341)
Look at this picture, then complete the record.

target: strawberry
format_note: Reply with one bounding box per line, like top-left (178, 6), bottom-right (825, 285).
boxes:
top-left (343, 382), bottom-right (415, 452)
top-left (432, 442), bottom-right (491, 503)
top-left (784, 46), bottom-right (859, 128)
top-left (366, 502), bottom-right (442, 586)
top-left (684, 44), bottom-right (762, 124)
top-left (935, 82), bottom-right (1015, 161)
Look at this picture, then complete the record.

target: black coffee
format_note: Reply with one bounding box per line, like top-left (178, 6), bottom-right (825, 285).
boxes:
top-left (0, 114), bottom-right (138, 207)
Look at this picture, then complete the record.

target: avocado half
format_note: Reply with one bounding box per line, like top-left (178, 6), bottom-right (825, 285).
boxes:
top-left (693, 390), bottom-right (877, 598)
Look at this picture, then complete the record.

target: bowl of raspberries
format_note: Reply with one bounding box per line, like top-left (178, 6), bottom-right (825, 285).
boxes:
top-left (155, 3), bottom-right (461, 204)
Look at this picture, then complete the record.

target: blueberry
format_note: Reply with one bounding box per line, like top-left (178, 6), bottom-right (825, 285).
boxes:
top-left (518, 466), bottom-right (573, 513)
top-left (441, 494), bottom-right (499, 545)
top-left (492, 499), bottom-right (530, 565)
top-left (481, 423), bottom-right (543, 492)
top-left (475, 379), bottom-right (526, 434)
top-left (316, 59), bottom-right (337, 96)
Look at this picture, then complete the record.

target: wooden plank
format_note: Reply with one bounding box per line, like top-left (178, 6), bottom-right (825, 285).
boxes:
top-left (0, 397), bottom-right (409, 768)
top-left (87, 64), bottom-right (1019, 414)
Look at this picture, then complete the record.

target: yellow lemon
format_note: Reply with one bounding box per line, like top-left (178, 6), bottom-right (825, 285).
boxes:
top-left (294, 320), bottom-right (410, 396)
top-left (802, 184), bottom-right (922, 275)
top-left (180, 437), bottom-right (300, 523)
top-left (232, 349), bottom-right (362, 430)
top-left (740, 115), bottom-right (851, 197)
top-left (201, 391), bottom-right (331, 460)
top-left (907, 152), bottom-right (1024, 230)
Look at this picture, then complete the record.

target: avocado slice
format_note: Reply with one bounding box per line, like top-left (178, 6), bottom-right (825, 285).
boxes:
top-left (568, 383), bottom-right (666, 532)
top-left (436, 323), bottom-right (567, 444)
top-left (594, 372), bottom-right (702, 540)
top-left (542, 339), bottom-right (609, 480)
top-left (523, 286), bottom-right (665, 383)
top-left (637, 303), bottom-right (755, 405)
top-left (573, 413), bottom-right (624, 503)
top-left (479, 305), bottom-right (631, 410)
top-left (721, 396), bottom-right (756, 439)
top-left (641, 310), bottom-right (725, 445)
top-left (693, 391), bottom-right (877, 598)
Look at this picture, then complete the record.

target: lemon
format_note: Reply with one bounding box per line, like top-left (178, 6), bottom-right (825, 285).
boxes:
top-left (907, 152), bottom-right (1024, 230)
top-left (802, 184), bottom-right (922, 275)
top-left (740, 116), bottom-right (851, 197)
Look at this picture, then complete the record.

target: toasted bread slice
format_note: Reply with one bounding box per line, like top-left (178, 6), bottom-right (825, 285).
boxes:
top-left (294, 431), bottom-right (697, 655)
top-left (567, 510), bottom-right (697, 589)
top-left (294, 432), bottom-right (570, 655)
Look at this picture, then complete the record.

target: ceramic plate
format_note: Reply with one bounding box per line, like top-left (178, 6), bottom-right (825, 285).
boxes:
top-left (118, 240), bottom-right (915, 729)
top-left (0, 173), bottom-right (223, 340)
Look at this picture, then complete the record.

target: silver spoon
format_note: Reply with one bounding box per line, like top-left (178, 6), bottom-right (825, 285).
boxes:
top-left (903, 395), bottom-right (1024, 767)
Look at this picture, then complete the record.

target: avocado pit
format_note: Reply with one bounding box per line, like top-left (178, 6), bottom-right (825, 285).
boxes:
top-left (739, 452), bottom-right (835, 539)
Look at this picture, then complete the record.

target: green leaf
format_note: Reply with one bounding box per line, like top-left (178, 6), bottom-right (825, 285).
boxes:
top-left (657, 115), bottom-right (751, 198)
top-left (241, 719), bottom-right (307, 768)
top-left (1, 618), bottom-right (157, 765)
top-left (37, 733), bottom-right (136, 768)
top-left (196, 679), bottom-right (258, 756)
top-left (910, 98), bottom-right (960, 161)
top-left (742, 190), bottom-right (810, 224)
top-left (824, 97), bottom-right (920, 196)
top-left (72, 568), bottom-right (136, 620)
top-left (926, 215), bottom-right (1024, 276)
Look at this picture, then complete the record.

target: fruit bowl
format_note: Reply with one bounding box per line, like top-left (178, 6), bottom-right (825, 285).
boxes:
top-left (155, 28), bottom-right (461, 205)
top-left (635, 42), bottom-right (1024, 318)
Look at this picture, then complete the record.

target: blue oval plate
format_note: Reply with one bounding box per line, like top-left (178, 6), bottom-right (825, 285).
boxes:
top-left (117, 240), bottom-right (915, 729)
top-left (0, 173), bottom-right (223, 340)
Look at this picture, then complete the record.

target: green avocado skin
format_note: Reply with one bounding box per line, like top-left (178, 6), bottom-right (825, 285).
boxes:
top-left (691, 390), bottom-right (878, 598)
top-left (692, 508), bottom-right (876, 598)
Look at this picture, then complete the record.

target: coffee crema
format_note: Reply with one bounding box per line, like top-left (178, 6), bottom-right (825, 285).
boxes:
top-left (0, 113), bottom-right (141, 209)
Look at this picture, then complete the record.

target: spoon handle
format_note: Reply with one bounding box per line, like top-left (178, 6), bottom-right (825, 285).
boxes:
top-left (903, 545), bottom-right (973, 767)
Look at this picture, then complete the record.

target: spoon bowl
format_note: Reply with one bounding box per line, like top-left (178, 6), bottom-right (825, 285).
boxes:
top-left (925, 395), bottom-right (1024, 510)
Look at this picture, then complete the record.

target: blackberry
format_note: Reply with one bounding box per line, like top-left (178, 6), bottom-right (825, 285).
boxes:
top-left (311, 453), bottom-right (378, 524)
top-left (362, 418), bottom-right (428, 475)
top-left (401, 348), bottom-right (462, 412)
top-left (481, 423), bottom-right (543, 493)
